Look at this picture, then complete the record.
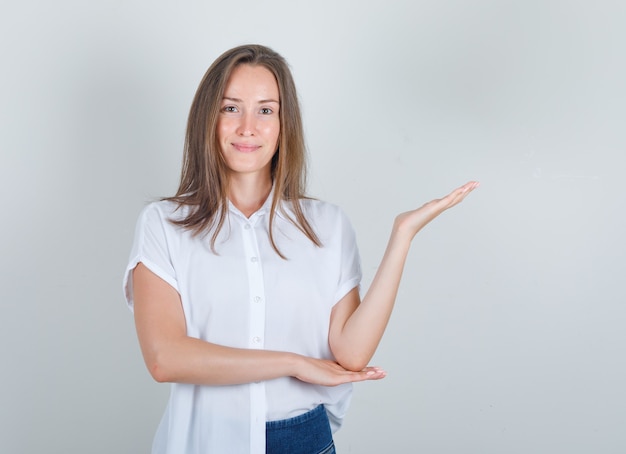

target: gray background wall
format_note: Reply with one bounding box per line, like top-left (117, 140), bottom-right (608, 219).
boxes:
top-left (1, 1), bottom-right (624, 452)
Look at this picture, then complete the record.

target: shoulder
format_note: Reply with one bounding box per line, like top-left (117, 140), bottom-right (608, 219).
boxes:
top-left (132, 200), bottom-right (196, 243)
top-left (138, 199), bottom-right (192, 225)
top-left (295, 198), bottom-right (355, 234)
top-left (297, 198), bottom-right (345, 220)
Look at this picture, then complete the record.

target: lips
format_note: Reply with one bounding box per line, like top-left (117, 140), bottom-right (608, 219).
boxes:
top-left (232, 142), bottom-right (261, 153)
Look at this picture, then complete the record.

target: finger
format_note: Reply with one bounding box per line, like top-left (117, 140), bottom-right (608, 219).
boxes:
top-left (445, 181), bottom-right (480, 205)
top-left (362, 366), bottom-right (385, 373)
top-left (460, 181), bottom-right (480, 193)
top-left (333, 366), bottom-right (386, 384)
top-left (360, 370), bottom-right (386, 381)
top-left (360, 366), bottom-right (387, 380)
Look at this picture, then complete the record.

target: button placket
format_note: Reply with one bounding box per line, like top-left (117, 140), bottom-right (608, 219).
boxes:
top-left (239, 216), bottom-right (267, 452)
top-left (241, 221), bottom-right (265, 349)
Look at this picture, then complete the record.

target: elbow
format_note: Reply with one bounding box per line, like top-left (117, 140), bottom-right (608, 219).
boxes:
top-left (144, 350), bottom-right (176, 383)
top-left (140, 335), bottom-right (192, 383)
top-left (148, 362), bottom-right (170, 383)
top-left (330, 336), bottom-right (373, 372)
top-left (333, 351), bottom-right (371, 372)
top-left (340, 359), bottom-right (370, 373)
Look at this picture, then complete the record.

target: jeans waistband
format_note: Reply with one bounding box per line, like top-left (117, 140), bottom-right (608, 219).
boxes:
top-left (266, 404), bottom-right (326, 430)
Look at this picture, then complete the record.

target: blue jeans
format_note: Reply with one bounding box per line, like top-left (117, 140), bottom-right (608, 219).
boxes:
top-left (266, 405), bottom-right (336, 454)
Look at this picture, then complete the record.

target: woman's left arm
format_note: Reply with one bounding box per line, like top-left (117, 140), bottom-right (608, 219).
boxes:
top-left (329, 181), bottom-right (480, 371)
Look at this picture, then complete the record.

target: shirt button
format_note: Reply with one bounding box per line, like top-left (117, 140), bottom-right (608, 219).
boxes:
top-left (253, 336), bottom-right (261, 344)
top-left (244, 224), bottom-right (251, 230)
top-left (250, 257), bottom-right (258, 263)
top-left (254, 296), bottom-right (262, 303)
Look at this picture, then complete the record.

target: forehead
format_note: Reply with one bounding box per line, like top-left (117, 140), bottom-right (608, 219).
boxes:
top-left (224, 64), bottom-right (279, 100)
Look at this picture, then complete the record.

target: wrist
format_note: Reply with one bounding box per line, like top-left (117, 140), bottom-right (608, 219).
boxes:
top-left (389, 223), bottom-right (414, 248)
top-left (284, 352), bottom-right (304, 378)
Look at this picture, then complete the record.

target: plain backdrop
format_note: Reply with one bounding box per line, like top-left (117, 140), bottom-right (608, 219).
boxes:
top-left (1, 1), bottom-right (625, 452)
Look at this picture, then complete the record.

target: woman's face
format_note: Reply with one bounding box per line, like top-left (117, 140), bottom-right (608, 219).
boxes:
top-left (217, 64), bottom-right (280, 180)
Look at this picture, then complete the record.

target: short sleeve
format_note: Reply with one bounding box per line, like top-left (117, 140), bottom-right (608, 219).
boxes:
top-left (122, 202), bottom-right (180, 312)
top-left (333, 208), bottom-right (362, 304)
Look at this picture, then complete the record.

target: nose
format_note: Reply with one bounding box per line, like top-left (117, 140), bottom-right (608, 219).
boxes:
top-left (237, 111), bottom-right (256, 137)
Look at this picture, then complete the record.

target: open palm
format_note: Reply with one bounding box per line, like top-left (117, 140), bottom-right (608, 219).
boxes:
top-left (394, 181), bottom-right (480, 239)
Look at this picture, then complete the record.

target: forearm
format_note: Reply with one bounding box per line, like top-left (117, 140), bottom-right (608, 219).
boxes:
top-left (141, 334), bottom-right (386, 387)
top-left (141, 335), bottom-right (300, 385)
top-left (331, 227), bottom-right (413, 370)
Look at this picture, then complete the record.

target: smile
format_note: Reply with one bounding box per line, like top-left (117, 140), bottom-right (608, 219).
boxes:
top-left (232, 143), bottom-right (261, 153)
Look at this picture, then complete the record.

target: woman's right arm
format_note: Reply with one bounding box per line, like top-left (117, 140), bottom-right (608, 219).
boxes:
top-left (132, 262), bottom-right (385, 386)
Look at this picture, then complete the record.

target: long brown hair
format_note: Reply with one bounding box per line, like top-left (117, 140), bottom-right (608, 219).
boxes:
top-left (166, 44), bottom-right (321, 257)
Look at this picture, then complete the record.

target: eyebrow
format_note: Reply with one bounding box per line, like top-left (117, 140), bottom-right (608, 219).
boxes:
top-left (222, 96), bottom-right (280, 104)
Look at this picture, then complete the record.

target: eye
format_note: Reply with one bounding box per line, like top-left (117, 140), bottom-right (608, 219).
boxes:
top-left (222, 105), bottom-right (238, 113)
top-left (259, 107), bottom-right (273, 115)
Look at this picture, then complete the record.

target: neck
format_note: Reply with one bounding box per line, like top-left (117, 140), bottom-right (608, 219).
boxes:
top-left (228, 173), bottom-right (273, 218)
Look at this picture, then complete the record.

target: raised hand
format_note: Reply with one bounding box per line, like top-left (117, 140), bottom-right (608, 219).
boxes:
top-left (393, 181), bottom-right (480, 240)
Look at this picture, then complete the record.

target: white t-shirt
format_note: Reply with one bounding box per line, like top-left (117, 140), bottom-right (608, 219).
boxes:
top-left (123, 194), bottom-right (362, 454)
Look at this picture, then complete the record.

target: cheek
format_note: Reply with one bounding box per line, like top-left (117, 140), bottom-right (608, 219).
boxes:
top-left (216, 120), bottom-right (228, 143)
top-left (264, 122), bottom-right (280, 145)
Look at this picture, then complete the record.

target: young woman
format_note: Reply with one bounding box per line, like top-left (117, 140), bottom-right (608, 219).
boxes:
top-left (124, 44), bottom-right (478, 454)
